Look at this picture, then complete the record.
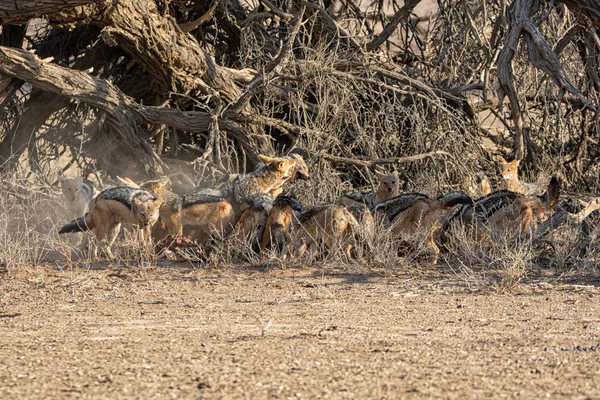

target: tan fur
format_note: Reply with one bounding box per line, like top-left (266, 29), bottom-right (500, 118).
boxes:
top-left (289, 154), bottom-right (310, 180)
top-left (485, 201), bottom-right (534, 233)
top-left (498, 156), bottom-right (545, 195)
top-left (375, 170), bottom-right (400, 203)
top-left (138, 177), bottom-right (236, 244)
top-left (181, 201), bottom-right (235, 245)
top-left (458, 198), bottom-right (537, 243)
top-left (234, 155), bottom-right (297, 205)
top-left (268, 154), bottom-right (310, 198)
top-left (387, 199), bottom-right (452, 264)
top-left (294, 205), bottom-right (359, 259)
top-left (260, 202), bottom-right (297, 254)
top-left (139, 177), bottom-right (182, 240)
top-left (346, 204), bottom-right (376, 257)
top-left (231, 203), bottom-right (270, 253)
top-left (338, 171), bottom-right (399, 208)
top-left (83, 197), bottom-right (162, 258)
top-left (475, 171), bottom-right (492, 197)
top-left (234, 206), bottom-right (264, 240)
top-left (455, 178), bottom-right (560, 244)
top-left (116, 176), bottom-right (139, 188)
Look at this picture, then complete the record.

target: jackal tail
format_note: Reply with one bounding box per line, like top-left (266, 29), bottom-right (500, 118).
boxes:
top-left (59, 216), bottom-right (93, 234)
top-left (539, 176), bottom-right (561, 210)
top-left (438, 192), bottom-right (473, 210)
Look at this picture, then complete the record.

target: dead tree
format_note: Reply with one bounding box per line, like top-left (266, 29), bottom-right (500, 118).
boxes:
top-left (0, 0), bottom-right (599, 192)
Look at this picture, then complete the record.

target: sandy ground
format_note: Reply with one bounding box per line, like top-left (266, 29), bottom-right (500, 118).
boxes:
top-left (1, 263), bottom-right (600, 399)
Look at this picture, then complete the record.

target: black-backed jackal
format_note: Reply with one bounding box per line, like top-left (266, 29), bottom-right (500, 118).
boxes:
top-left (373, 192), bottom-right (473, 263)
top-left (178, 153), bottom-right (301, 242)
top-left (445, 176), bottom-right (561, 243)
top-left (135, 177), bottom-right (234, 244)
top-left (137, 177), bottom-right (184, 240)
top-left (474, 171), bottom-right (492, 197)
top-left (267, 154), bottom-right (310, 199)
top-left (345, 203), bottom-right (376, 257)
top-left (498, 156), bottom-right (546, 195)
top-left (339, 170), bottom-right (400, 208)
top-left (293, 203), bottom-right (360, 259)
top-left (179, 189), bottom-right (236, 245)
top-left (58, 187), bottom-right (162, 258)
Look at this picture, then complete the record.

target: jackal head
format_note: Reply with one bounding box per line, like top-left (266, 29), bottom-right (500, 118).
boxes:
top-left (258, 154), bottom-right (297, 180)
top-left (57, 170), bottom-right (85, 202)
top-left (268, 196), bottom-right (302, 231)
top-left (498, 156), bottom-right (519, 181)
top-left (133, 197), bottom-right (163, 228)
top-left (536, 176), bottom-right (561, 214)
top-left (238, 194), bottom-right (273, 230)
top-left (376, 170), bottom-right (400, 196)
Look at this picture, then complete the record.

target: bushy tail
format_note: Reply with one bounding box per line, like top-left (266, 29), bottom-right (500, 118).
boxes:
top-left (474, 171), bottom-right (492, 196)
top-left (59, 216), bottom-right (93, 234)
top-left (438, 192), bottom-right (473, 210)
top-left (541, 176), bottom-right (561, 210)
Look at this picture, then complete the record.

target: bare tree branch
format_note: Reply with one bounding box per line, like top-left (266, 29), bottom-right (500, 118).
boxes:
top-left (497, 0), bottom-right (591, 161)
top-left (0, 0), bottom-right (96, 24)
top-left (317, 151), bottom-right (453, 169)
top-left (366, 0), bottom-right (422, 52)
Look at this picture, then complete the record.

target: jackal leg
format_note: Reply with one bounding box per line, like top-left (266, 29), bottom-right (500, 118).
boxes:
top-left (93, 220), bottom-right (117, 260)
top-left (429, 225), bottom-right (441, 265)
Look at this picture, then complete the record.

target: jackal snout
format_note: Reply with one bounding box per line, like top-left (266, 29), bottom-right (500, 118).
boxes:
top-left (289, 153), bottom-right (310, 181)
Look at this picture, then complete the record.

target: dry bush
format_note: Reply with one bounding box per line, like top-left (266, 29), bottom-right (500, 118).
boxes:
top-left (537, 218), bottom-right (600, 275)
top-left (443, 225), bottom-right (535, 291)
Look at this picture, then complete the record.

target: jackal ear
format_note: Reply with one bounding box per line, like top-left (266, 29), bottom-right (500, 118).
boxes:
top-left (512, 159), bottom-right (520, 167)
top-left (374, 170), bottom-right (384, 178)
top-left (57, 170), bottom-right (64, 182)
top-left (258, 154), bottom-right (272, 164)
top-left (392, 170), bottom-right (399, 176)
top-left (154, 198), bottom-right (163, 207)
top-left (133, 197), bottom-right (143, 207)
top-left (498, 156), bottom-right (507, 164)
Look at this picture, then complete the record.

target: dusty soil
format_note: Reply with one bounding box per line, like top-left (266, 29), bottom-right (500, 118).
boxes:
top-left (1, 263), bottom-right (600, 399)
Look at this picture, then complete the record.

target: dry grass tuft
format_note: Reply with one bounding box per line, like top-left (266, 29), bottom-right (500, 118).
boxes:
top-left (443, 225), bottom-right (535, 291)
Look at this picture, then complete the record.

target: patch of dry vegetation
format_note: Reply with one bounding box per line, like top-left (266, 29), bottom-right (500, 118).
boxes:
top-left (1, 1), bottom-right (600, 289)
top-left (0, 167), bottom-right (598, 291)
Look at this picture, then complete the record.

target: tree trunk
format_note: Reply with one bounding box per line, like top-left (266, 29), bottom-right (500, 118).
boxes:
top-left (0, 91), bottom-right (69, 171)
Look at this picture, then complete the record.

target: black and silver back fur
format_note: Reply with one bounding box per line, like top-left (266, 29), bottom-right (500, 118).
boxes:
top-left (95, 187), bottom-right (157, 209)
top-left (372, 193), bottom-right (430, 222)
